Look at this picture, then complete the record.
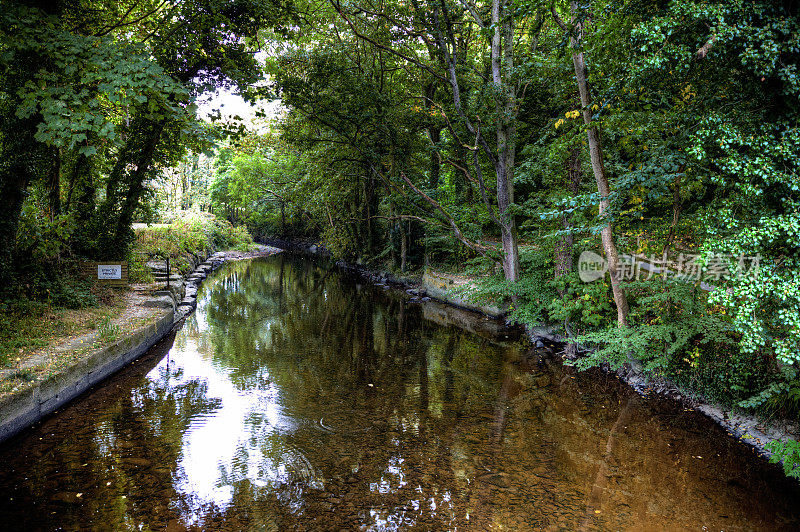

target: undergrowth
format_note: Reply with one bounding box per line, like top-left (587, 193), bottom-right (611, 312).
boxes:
top-left (132, 211), bottom-right (254, 277)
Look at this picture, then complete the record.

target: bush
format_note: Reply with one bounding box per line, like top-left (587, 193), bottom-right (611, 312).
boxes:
top-left (127, 251), bottom-right (154, 283)
top-left (49, 277), bottom-right (98, 309)
top-left (133, 211), bottom-right (254, 273)
top-left (210, 218), bottom-right (254, 251)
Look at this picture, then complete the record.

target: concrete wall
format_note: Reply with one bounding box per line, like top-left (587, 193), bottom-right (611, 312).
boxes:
top-left (0, 306), bottom-right (175, 444)
top-left (422, 270), bottom-right (507, 318)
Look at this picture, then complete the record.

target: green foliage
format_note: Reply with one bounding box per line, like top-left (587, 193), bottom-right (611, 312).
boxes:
top-left (133, 212), bottom-right (254, 273)
top-left (548, 272), bottom-right (617, 332)
top-left (4, 4), bottom-right (190, 154)
top-left (96, 316), bottom-right (121, 344)
top-left (767, 438), bottom-right (800, 480)
top-left (0, 0), bottom-right (295, 290)
top-left (574, 280), bottom-right (734, 369)
top-left (209, 132), bottom-right (319, 239)
top-left (15, 198), bottom-right (75, 270)
top-left (126, 251), bottom-right (154, 284)
top-left (48, 278), bottom-right (98, 310)
top-left (0, 299), bottom-right (49, 365)
top-left (461, 247), bottom-right (560, 327)
top-left (210, 218), bottom-right (255, 252)
top-left (322, 224), bottom-right (360, 261)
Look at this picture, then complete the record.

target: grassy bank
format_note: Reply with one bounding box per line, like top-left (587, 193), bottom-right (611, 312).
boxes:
top-left (0, 290), bottom-right (121, 368)
top-left (130, 211), bottom-right (254, 281)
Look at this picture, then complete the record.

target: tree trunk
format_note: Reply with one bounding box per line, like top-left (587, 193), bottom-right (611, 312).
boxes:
top-left (400, 221), bottom-right (408, 272)
top-left (426, 0), bottom-right (520, 282)
top-left (48, 148), bottom-right (62, 220)
top-left (425, 82), bottom-right (441, 189)
top-left (492, 0), bottom-right (520, 282)
top-left (181, 165), bottom-right (189, 210)
top-left (0, 165), bottom-right (31, 285)
top-left (662, 171), bottom-right (682, 255)
top-left (110, 120), bottom-right (166, 255)
top-left (0, 116), bottom-right (39, 289)
top-left (568, 1), bottom-right (629, 327)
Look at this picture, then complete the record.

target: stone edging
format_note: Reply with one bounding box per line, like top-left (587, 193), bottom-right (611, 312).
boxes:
top-left (0, 305), bottom-right (175, 443)
top-left (421, 270), bottom-right (506, 318)
top-left (0, 250), bottom-right (241, 445)
top-left (174, 252), bottom-right (227, 316)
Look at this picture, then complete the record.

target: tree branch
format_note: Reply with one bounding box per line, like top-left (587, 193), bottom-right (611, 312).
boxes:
top-left (550, 3), bottom-right (569, 31)
top-left (695, 34), bottom-right (716, 59)
top-left (454, 0), bottom-right (486, 29)
top-left (400, 171), bottom-right (492, 254)
top-left (329, 0), bottom-right (448, 83)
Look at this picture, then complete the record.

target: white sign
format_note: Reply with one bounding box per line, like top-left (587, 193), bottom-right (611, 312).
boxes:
top-left (97, 264), bottom-right (122, 280)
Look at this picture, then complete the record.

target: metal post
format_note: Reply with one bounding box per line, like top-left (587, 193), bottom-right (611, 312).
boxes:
top-left (166, 256), bottom-right (170, 289)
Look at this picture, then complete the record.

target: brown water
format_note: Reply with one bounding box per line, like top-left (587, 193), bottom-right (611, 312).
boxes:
top-left (0, 254), bottom-right (798, 531)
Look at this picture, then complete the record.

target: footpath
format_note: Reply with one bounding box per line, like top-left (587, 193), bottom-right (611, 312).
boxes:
top-left (0, 245), bottom-right (279, 443)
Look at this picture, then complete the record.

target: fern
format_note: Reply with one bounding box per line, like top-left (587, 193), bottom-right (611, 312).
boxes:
top-left (767, 438), bottom-right (800, 479)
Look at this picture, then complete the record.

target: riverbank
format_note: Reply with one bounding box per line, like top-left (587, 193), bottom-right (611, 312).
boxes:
top-left (0, 290), bottom-right (176, 443)
top-left (261, 238), bottom-right (798, 473)
top-left (1, 252), bottom-right (796, 530)
top-left (0, 245), bottom-right (280, 444)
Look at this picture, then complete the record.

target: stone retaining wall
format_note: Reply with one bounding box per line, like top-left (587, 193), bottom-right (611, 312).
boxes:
top-left (0, 305), bottom-right (175, 443)
top-left (0, 248), bottom-right (275, 445)
top-left (421, 270), bottom-right (507, 318)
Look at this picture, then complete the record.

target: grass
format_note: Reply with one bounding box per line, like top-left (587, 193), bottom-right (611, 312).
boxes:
top-left (0, 306), bottom-right (162, 399)
top-left (0, 293), bottom-right (124, 367)
top-left (132, 211), bottom-right (255, 279)
top-left (97, 315), bottom-right (122, 343)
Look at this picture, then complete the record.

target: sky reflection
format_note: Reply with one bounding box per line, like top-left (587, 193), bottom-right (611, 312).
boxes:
top-left (151, 318), bottom-right (319, 518)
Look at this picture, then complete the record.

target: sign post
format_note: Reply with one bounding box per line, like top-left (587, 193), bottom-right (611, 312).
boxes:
top-left (81, 262), bottom-right (128, 287)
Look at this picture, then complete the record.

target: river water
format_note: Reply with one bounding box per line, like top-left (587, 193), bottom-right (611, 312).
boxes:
top-left (0, 254), bottom-right (798, 530)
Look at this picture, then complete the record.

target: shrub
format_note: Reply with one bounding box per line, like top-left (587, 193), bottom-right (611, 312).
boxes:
top-left (210, 217), bottom-right (254, 251)
top-left (49, 277), bottom-right (98, 309)
top-left (127, 250), bottom-right (154, 283)
top-left (132, 211), bottom-right (254, 273)
top-left (767, 438), bottom-right (800, 480)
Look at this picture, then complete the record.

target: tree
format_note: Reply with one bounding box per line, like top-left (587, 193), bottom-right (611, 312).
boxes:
top-left (551, 0), bottom-right (629, 327)
top-left (300, 0), bottom-right (538, 280)
top-left (0, 0), bottom-right (296, 291)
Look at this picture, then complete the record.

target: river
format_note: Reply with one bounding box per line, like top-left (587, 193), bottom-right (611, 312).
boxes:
top-left (0, 254), bottom-right (797, 530)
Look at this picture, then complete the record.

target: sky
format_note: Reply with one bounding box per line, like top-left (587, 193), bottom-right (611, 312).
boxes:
top-left (196, 88), bottom-right (284, 127)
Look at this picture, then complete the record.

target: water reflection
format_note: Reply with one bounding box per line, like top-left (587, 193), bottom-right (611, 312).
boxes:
top-left (0, 254), bottom-right (798, 530)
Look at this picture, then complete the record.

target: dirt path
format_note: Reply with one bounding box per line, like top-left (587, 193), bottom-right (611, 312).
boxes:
top-left (0, 287), bottom-right (173, 400)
